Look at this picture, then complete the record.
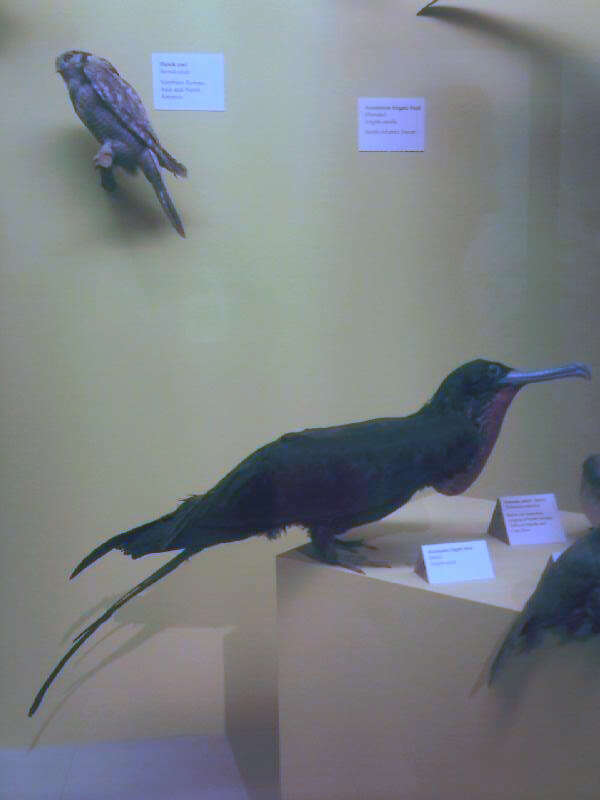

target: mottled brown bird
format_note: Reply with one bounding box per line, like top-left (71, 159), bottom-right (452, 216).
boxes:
top-left (56, 50), bottom-right (187, 236)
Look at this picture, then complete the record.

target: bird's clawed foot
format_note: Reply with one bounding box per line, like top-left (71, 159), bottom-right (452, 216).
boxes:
top-left (308, 534), bottom-right (391, 574)
top-left (331, 549), bottom-right (392, 574)
top-left (335, 537), bottom-right (390, 570)
top-left (335, 537), bottom-right (379, 552)
top-left (94, 142), bottom-right (114, 169)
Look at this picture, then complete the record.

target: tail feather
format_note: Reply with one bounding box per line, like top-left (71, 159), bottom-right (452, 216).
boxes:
top-left (29, 548), bottom-right (198, 716)
top-left (70, 532), bottom-right (132, 579)
top-left (30, 495), bottom-right (210, 714)
top-left (71, 496), bottom-right (204, 579)
top-left (156, 146), bottom-right (187, 179)
top-left (140, 149), bottom-right (185, 237)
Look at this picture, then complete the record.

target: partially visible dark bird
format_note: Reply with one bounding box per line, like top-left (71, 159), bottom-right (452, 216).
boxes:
top-left (489, 527), bottom-right (600, 684)
top-left (56, 51), bottom-right (187, 237)
top-left (29, 359), bottom-right (590, 715)
top-left (581, 454), bottom-right (600, 526)
top-left (417, 0), bottom-right (441, 14)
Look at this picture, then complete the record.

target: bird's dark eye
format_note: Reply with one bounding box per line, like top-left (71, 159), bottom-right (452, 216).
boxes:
top-left (488, 364), bottom-right (501, 377)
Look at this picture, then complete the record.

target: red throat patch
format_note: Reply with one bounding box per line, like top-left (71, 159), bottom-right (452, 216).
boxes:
top-left (434, 386), bottom-right (519, 496)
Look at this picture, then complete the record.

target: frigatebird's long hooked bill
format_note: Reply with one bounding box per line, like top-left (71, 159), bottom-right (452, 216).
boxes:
top-left (28, 359), bottom-right (591, 716)
top-left (499, 363), bottom-right (591, 386)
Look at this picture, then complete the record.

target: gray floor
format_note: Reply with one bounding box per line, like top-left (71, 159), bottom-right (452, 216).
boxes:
top-left (1, 734), bottom-right (252, 800)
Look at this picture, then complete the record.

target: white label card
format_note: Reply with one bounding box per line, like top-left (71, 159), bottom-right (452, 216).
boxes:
top-left (488, 494), bottom-right (566, 546)
top-left (419, 540), bottom-right (494, 584)
top-left (152, 53), bottom-right (225, 111)
top-left (358, 97), bottom-right (425, 151)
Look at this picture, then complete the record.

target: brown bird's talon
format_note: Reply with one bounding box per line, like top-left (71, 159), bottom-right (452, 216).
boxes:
top-left (93, 144), bottom-right (113, 169)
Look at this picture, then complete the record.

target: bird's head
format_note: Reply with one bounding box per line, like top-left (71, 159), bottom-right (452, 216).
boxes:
top-left (430, 358), bottom-right (590, 425)
top-left (55, 50), bottom-right (91, 78)
top-left (429, 359), bottom-right (590, 495)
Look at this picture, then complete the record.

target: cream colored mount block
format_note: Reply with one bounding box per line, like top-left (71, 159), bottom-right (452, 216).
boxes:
top-left (277, 495), bottom-right (597, 800)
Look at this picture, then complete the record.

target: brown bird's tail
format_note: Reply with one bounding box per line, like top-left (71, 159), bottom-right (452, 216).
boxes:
top-left (140, 149), bottom-right (186, 237)
top-left (156, 146), bottom-right (187, 179)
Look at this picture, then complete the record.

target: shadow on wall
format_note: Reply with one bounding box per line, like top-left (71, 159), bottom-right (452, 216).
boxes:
top-left (416, 5), bottom-right (600, 269)
top-left (416, 3), bottom-right (600, 482)
top-left (417, 7), bottom-right (557, 324)
top-left (52, 127), bottom-right (182, 243)
top-left (418, 5), bottom-right (577, 57)
top-left (225, 627), bottom-right (281, 800)
top-left (28, 531), bottom-right (305, 798)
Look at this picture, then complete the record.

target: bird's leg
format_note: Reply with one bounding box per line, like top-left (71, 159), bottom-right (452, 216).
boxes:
top-left (99, 167), bottom-right (117, 192)
top-left (309, 527), bottom-right (390, 574)
top-left (94, 141), bottom-right (114, 169)
top-left (93, 142), bottom-right (117, 192)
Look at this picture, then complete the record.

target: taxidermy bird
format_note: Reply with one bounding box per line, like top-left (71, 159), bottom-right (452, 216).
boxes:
top-left (29, 359), bottom-right (590, 715)
top-left (488, 527), bottom-right (600, 684)
top-left (581, 455), bottom-right (600, 526)
top-left (56, 50), bottom-right (187, 237)
top-left (417, 0), bottom-right (441, 14)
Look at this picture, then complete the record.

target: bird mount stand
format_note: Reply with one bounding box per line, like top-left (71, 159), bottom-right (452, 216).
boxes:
top-left (277, 495), bottom-right (595, 800)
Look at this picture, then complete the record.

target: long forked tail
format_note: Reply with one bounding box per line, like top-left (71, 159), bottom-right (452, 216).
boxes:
top-left (140, 149), bottom-right (185, 237)
top-left (156, 146), bottom-right (187, 179)
top-left (71, 496), bottom-right (203, 579)
top-left (28, 548), bottom-right (198, 716)
top-left (70, 532), bottom-right (132, 579)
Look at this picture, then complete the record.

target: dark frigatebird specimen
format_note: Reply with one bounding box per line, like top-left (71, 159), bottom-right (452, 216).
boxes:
top-left (417, 0), bottom-right (441, 14)
top-left (581, 454), bottom-right (600, 527)
top-left (29, 359), bottom-right (590, 715)
top-left (489, 527), bottom-right (600, 684)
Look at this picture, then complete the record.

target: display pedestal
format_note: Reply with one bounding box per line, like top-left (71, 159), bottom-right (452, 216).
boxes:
top-left (277, 495), bottom-right (598, 800)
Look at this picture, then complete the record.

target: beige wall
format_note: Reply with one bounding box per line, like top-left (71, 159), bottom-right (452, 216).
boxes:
top-left (2, 0), bottom-right (599, 748)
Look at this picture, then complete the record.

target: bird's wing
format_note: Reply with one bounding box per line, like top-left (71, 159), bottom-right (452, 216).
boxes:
top-left (489, 529), bottom-right (600, 682)
top-left (83, 55), bottom-right (161, 151)
top-left (155, 413), bottom-right (480, 541)
top-left (204, 417), bottom-right (449, 528)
